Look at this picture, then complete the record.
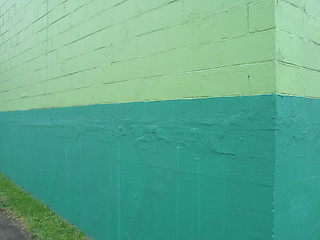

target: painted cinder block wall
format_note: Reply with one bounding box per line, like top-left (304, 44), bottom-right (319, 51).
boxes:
top-left (274, 0), bottom-right (320, 239)
top-left (0, 0), bottom-right (319, 240)
top-left (0, 0), bottom-right (276, 111)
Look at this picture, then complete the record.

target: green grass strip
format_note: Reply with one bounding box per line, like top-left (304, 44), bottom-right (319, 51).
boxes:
top-left (0, 173), bottom-right (88, 240)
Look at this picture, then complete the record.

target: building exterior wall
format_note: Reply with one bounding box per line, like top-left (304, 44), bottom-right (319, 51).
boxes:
top-left (0, 95), bottom-right (276, 240)
top-left (0, 0), bottom-right (275, 111)
top-left (274, 96), bottom-right (320, 240)
top-left (276, 0), bottom-right (320, 97)
top-left (273, 1), bottom-right (320, 239)
top-left (0, 0), bottom-right (319, 240)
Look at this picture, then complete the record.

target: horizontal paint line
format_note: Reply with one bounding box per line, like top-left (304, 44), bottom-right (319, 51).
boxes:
top-left (0, 93), bottom-right (275, 113)
top-left (2, 93), bottom-right (320, 113)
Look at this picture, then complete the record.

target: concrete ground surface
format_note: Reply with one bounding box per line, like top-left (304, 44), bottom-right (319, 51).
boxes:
top-left (0, 212), bottom-right (30, 240)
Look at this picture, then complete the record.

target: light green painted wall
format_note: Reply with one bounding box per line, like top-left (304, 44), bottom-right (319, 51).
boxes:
top-left (0, 0), bottom-right (276, 111)
top-left (276, 0), bottom-right (320, 98)
top-left (1, 0), bottom-right (319, 112)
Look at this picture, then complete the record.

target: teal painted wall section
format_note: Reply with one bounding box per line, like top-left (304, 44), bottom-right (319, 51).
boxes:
top-left (0, 95), bottom-right (275, 240)
top-left (274, 95), bottom-right (320, 240)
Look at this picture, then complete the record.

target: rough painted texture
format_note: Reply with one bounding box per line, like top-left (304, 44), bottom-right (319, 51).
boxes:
top-left (276, 0), bottom-right (320, 98)
top-left (0, 0), bottom-right (276, 111)
top-left (273, 95), bottom-right (320, 240)
top-left (0, 95), bottom-right (276, 240)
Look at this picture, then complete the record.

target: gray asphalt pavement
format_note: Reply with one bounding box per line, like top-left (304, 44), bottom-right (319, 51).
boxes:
top-left (0, 212), bottom-right (30, 240)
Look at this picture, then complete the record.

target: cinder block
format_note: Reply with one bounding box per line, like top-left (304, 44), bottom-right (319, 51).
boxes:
top-left (277, 31), bottom-right (320, 71)
top-left (249, 0), bottom-right (275, 32)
